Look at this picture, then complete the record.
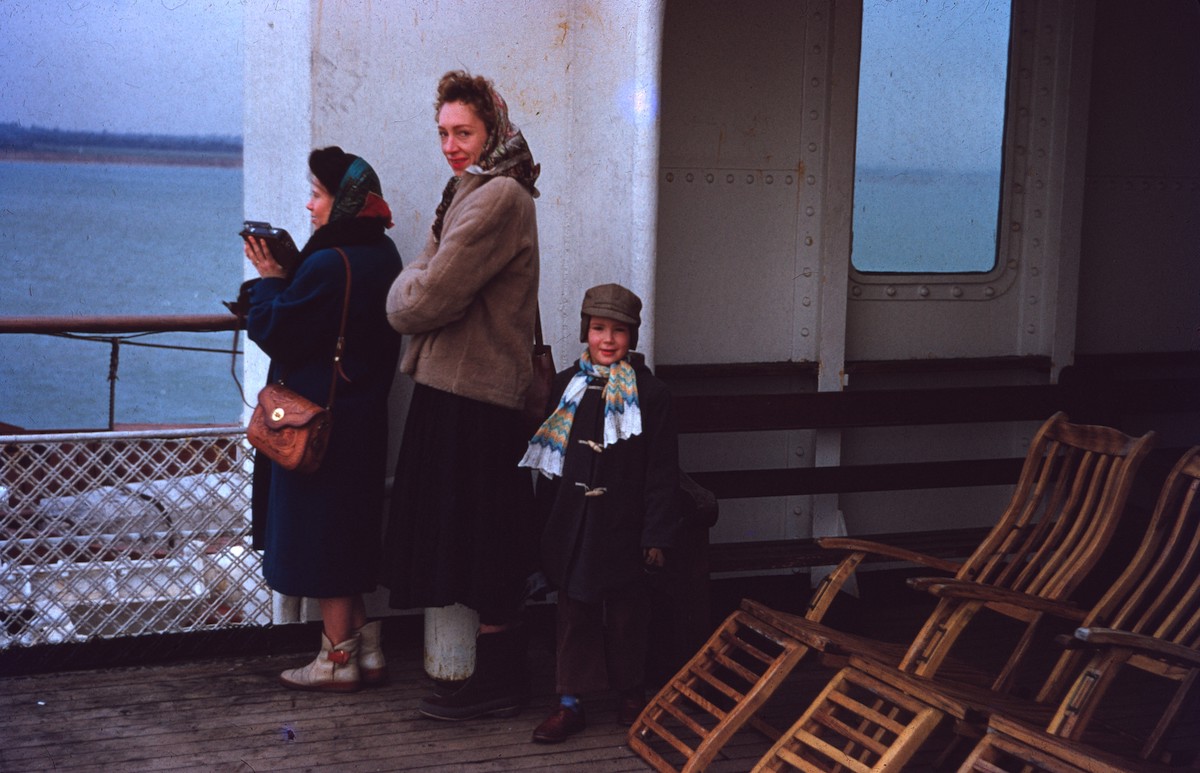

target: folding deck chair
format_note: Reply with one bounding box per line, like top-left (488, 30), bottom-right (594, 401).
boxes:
top-left (956, 714), bottom-right (1175, 772)
top-left (761, 445), bottom-right (1200, 771)
top-left (748, 665), bottom-right (947, 772)
top-left (628, 412), bottom-right (1156, 772)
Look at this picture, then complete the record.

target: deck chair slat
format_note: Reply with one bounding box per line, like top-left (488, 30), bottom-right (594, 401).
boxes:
top-left (711, 650), bottom-right (770, 684)
top-left (635, 716), bottom-right (697, 759)
top-left (771, 745), bottom-right (835, 773)
top-left (822, 691), bottom-right (906, 741)
top-left (787, 729), bottom-right (874, 773)
top-left (688, 659), bottom-right (747, 700)
top-left (656, 696), bottom-right (715, 736)
top-left (674, 681), bottom-right (730, 718)
top-left (716, 625), bottom-right (789, 666)
top-left (808, 707), bottom-right (892, 757)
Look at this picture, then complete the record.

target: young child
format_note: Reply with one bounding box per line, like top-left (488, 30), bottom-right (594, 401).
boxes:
top-left (520, 283), bottom-right (680, 744)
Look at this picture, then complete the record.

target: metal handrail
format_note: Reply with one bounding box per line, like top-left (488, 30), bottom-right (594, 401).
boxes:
top-left (0, 426), bottom-right (242, 443)
top-left (0, 313), bottom-right (241, 334)
top-left (0, 314), bottom-right (245, 430)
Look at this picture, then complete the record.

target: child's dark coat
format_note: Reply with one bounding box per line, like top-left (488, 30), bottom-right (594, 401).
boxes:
top-left (537, 359), bottom-right (680, 603)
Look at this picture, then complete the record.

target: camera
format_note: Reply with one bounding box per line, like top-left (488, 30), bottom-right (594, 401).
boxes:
top-left (240, 220), bottom-right (300, 272)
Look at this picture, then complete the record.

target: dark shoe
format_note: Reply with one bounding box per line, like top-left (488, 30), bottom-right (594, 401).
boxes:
top-left (616, 694), bottom-right (647, 727)
top-left (532, 705), bottom-right (586, 744)
top-left (428, 677), bottom-right (465, 698)
top-left (416, 627), bottom-right (528, 721)
top-left (418, 689), bottom-right (523, 721)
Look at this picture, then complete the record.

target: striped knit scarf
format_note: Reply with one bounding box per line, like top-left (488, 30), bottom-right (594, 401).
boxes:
top-left (519, 350), bottom-right (642, 479)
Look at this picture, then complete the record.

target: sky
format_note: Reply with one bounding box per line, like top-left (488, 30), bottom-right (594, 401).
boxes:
top-left (0, 0), bottom-right (1007, 156)
top-left (857, 0), bottom-right (1010, 171)
top-left (0, 0), bottom-right (243, 137)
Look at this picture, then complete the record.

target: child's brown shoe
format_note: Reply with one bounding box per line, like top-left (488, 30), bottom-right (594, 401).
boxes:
top-left (531, 705), bottom-right (586, 743)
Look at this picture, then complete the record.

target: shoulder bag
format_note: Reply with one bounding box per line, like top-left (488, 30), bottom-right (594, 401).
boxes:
top-left (246, 248), bottom-right (352, 473)
top-left (522, 303), bottom-right (556, 430)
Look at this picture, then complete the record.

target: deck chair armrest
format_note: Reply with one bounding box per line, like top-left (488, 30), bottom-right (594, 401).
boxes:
top-left (984, 713), bottom-right (1172, 773)
top-left (1074, 627), bottom-right (1200, 668)
top-left (910, 578), bottom-right (1088, 622)
top-left (738, 598), bottom-right (835, 649)
top-left (816, 537), bottom-right (961, 573)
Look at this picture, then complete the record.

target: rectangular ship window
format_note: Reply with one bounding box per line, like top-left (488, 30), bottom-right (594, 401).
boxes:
top-left (851, 0), bottom-right (1012, 274)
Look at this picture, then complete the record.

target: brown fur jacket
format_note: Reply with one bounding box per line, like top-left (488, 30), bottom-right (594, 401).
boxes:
top-left (386, 173), bottom-right (539, 409)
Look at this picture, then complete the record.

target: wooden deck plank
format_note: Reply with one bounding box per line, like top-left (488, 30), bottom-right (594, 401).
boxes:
top-left (0, 640), bottom-right (801, 772)
top-left (2, 576), bottom-right (940, 772)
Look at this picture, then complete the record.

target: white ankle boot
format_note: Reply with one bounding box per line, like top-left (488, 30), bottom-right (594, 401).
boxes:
top-left (279, 631), bottom-right (361, 692)
top-left (357, 620), bottom-right (387, 686)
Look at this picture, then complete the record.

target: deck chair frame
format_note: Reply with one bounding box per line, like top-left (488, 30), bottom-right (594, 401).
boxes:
top-left (811, 446), bottom-right (1200, 770)
top-left (628, 413), bottom-right (1156, 772)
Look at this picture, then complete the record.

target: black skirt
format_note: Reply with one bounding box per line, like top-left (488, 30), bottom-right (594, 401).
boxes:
top-left (382, 384), bottom-right (537, 621)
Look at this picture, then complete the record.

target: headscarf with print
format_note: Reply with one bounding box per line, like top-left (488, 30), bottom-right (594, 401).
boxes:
top-left (431, 85), bottom-right (540, 242)
top-left (298, 147), bottom-right (394, 263)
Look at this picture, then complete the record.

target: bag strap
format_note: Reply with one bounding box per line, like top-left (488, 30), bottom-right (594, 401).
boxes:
top-left (323, 247), bottom-right (353, 410)
top-left (534, 302), bottom-right (544, 348)
top-left (232, 326), bottom-right (251, 409)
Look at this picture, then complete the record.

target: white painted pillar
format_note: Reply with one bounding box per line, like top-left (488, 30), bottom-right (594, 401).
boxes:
top-left (423, 604), bottom-right (479, 682)
top-left (243, 4), bottom-right (316, 625)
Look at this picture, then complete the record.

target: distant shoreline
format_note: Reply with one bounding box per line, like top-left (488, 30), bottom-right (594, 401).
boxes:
top-left (0, 149), bottom-right (242, 169)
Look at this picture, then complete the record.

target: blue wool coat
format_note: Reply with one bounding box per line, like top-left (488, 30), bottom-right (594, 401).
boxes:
top-left (248, 239), bottom-right (402, 598)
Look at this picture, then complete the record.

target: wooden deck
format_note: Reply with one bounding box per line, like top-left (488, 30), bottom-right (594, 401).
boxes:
top-left (2, 570), bottom-right (1106, 772)
top-left (6, 563), bottom-right (1159, 773)
top-left (1, 647), bottom-right (726, 772)
top-left (0, 584), bottom-right (846, 773)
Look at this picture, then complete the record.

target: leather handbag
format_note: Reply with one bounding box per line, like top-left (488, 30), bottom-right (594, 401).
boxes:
top-left (522, 304), bottom-right (556, 429)
top-left (246, 248), bottom-right (352, 474)
top-left (247, 384), bottom-right (332, 473)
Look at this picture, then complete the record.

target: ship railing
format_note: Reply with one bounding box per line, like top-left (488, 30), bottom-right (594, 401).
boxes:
top-left (0, 426), bottom-right (266, 651)
top-left (0, 313), bottom-right (244, 431)
top-left (0, 312), bottom-right (268, 652)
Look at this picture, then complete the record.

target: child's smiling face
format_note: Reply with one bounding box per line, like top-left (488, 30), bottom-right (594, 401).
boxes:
top-left (587, 316), bottom-right (631, 366)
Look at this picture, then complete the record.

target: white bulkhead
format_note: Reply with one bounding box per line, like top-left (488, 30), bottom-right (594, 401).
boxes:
top-left (243, 1), bottom-right (1199, 563)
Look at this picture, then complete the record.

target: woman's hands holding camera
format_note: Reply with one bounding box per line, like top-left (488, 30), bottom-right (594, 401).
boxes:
top-left (244, 236), bottom-right (288, 279)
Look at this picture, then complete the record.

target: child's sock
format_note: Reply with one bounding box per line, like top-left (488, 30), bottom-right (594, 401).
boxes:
top-left (559, 694), bottom-right (581, 712)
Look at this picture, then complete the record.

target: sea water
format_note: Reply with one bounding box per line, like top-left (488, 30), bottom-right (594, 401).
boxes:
top-left (0, 160), bottom-right (1001, 429)
top-left (851, 169), bottom-right (1001, 274)
top-left (0, 159), bottom-right (247, 429)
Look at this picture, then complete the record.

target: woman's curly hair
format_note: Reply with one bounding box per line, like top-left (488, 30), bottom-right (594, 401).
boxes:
top-left (435, 70), bottom-right (498, 136)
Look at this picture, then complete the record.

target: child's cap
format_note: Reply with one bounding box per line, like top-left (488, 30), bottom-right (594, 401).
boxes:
top-left (580, 283), bottom-right (642, 349)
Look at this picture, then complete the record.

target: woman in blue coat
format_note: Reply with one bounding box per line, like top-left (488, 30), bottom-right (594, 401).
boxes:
top-left (245, 147), bottom-right (401, 692)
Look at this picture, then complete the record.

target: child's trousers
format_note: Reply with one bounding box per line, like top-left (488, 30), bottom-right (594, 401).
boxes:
top-left (555, 589), bottom-right (650, 695)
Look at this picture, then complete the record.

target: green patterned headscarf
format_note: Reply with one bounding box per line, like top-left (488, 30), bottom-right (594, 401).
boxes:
top-left (297, 149), bottom-right (393, 264)
top-left (330, 157), bottom-right (393, 227)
